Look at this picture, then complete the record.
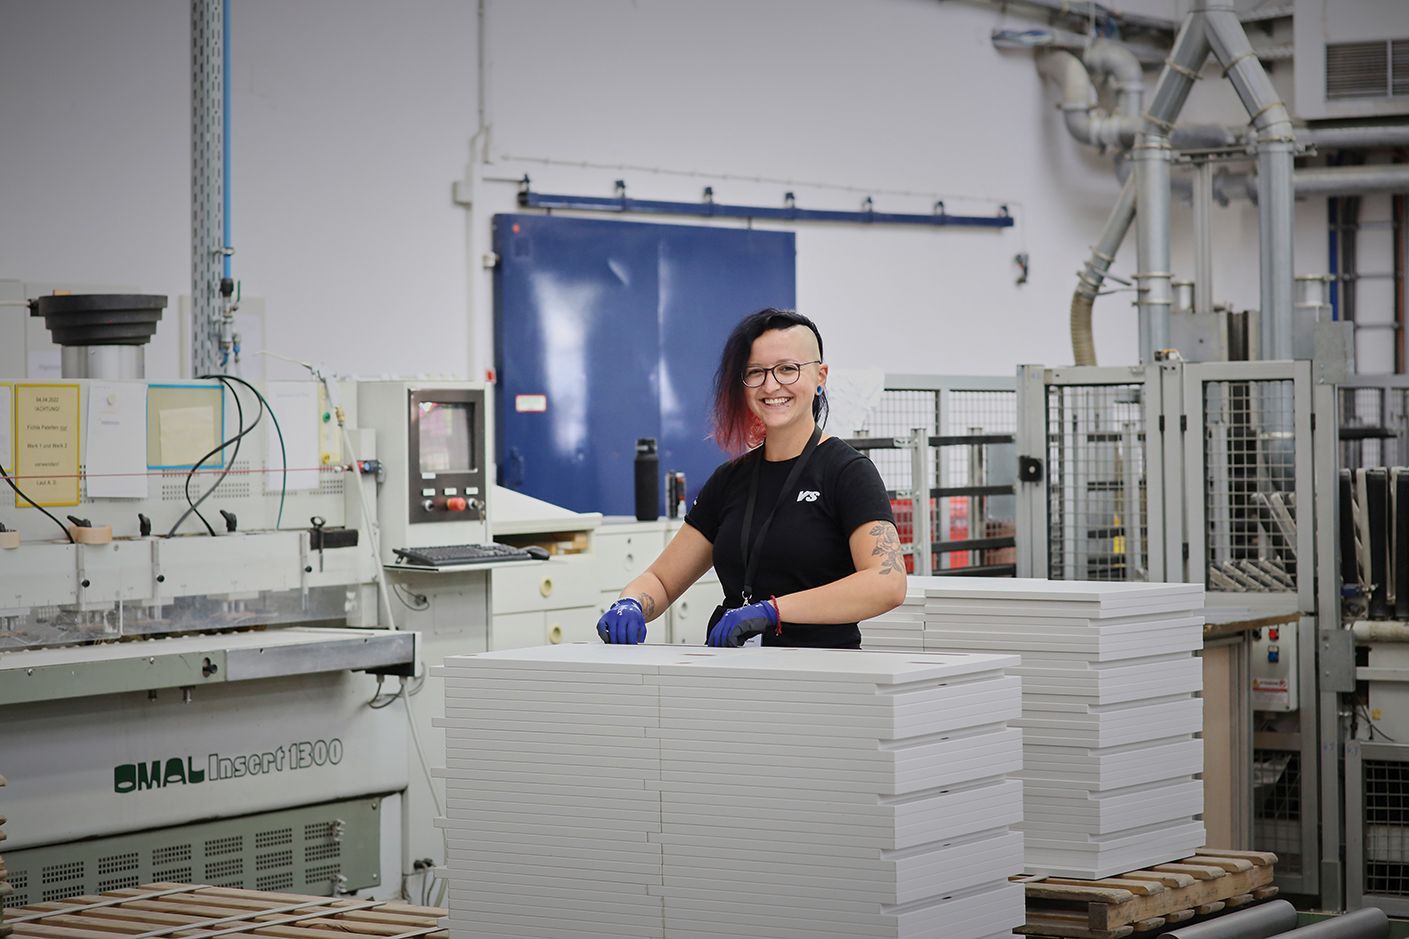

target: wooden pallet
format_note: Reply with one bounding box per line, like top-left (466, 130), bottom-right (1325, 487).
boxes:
top-left (1017, 849), bottom-right (1279, 939)
top-left (3, 883), bottom-right (446, 939)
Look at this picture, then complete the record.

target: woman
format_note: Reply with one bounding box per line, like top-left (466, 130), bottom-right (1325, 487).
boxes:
top-left (597, 308), bottom-right (907, 649)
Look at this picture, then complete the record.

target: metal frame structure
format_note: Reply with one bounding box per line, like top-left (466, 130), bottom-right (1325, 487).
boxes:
top-left (1346, 740), bottom-right (1409, 915)
top-left (191, 0), bottom-right (224, 377)
top-left (1016, 364), bottom-right (1177, 583)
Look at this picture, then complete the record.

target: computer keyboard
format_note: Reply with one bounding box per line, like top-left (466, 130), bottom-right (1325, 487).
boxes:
top-left (393, 542), bottom-right (536, 567)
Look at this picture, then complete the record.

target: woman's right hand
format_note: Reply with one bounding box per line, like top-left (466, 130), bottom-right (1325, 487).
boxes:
top-left (597, 597), bottom-right (647, 644)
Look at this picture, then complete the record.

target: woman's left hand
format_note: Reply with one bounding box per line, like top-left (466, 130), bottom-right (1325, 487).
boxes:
top-left (706, 600), bottom-right (778, 647)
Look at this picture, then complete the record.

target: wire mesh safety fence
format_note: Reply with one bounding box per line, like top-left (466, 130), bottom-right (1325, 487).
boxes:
top-left (1044, 383), bottom-right (1149, 582)
top-left (1254, 749), bottom-right (1304, 878)
top-left (1203, 379), bottom-right (1299, 593)
top-left (1340, 386), bottom-right (1409, 471)
top-left (1363, 759), bottom-right (1409, 896)
top-left (860, 385), bottom-right (1017, 575)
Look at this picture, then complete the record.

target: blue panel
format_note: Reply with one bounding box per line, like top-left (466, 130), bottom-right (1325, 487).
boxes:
top-left (494, 215), bottom-right (795, 516)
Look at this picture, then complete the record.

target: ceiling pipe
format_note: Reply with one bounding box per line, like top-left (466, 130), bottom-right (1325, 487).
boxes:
top-left (1132, 11), bottom-right (1208, 362)
top-left (1303, 125), bottom-right (1409, 150)
top-left (1202, 0), bottom-right (1297, 362)
top-left (1037, 49), bottom-right (1237, 153)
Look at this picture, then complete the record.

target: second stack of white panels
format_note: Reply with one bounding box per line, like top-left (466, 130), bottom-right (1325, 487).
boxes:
top-left (918, 577), bottom-right (1206, 879)
top-left (858, 588), bottom-right (926, 650)
top-left (436, 644), bottom-right (1027, 939)
top-left (652, 648), bottom-right (1024, 939)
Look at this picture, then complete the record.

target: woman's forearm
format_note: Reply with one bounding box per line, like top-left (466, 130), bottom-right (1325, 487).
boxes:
top-left (620, 571), bottom-right (672, 623)
top-left (775, 568), bottom-right (907, 625)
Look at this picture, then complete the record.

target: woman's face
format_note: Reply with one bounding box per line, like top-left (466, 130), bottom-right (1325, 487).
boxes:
top-left (744, 326), bottom-right (828, 437)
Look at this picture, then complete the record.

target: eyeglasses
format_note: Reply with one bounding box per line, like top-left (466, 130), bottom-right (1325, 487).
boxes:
top-left (741, 360), bottom-right (821, 388)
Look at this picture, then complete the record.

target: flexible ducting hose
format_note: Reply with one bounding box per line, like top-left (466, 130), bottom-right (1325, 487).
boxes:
top-left (1071, 291), bottom-right (1097, 366)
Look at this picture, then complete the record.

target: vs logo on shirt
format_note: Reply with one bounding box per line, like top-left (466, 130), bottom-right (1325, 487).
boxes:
top-left (796, 490), bottom-right (820, 502)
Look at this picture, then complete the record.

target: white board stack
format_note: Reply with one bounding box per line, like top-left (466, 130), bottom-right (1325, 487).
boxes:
top-left (435, 644), bottom-right (1026, 939)
top-left (857, 588), bottom-right (926, 650)
top-left (914, 577), bottom-right (1206, 879)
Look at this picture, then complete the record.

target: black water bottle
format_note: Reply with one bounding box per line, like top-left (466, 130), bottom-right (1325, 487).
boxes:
top-left (634, 438), bottom-right (659, 521)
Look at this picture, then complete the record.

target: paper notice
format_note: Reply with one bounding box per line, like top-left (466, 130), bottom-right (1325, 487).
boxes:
top-left (15, 383), bottom-right (80, 507)
top-left (86, 382), bottom-right (148, 498)
top-left (265, 381), bottom-right (322, 492)
top-left (160, 406), bottom-right (218, 469)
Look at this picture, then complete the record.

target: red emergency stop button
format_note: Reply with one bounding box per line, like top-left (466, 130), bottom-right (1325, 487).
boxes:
top-left (1269, 628), bottom-right (1279, 641)
top-left (446, 496), bottom-right (468, 512)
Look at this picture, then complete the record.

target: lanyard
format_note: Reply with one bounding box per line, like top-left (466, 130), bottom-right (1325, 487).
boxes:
top-left (738, 425), bottom-right (823, 605)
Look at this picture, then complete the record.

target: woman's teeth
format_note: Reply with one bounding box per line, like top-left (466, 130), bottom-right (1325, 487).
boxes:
top-left (763, 397), bottom-right (791, 407)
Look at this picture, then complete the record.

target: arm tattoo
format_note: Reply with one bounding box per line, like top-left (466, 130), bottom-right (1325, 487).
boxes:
top-left (640, 593), bottom-right (658, 619)
top-left (869, 523), bottom-right (906, 576)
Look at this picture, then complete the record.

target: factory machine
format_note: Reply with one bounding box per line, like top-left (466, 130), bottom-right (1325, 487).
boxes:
top-left (0, 294), bottom-right (506, 905)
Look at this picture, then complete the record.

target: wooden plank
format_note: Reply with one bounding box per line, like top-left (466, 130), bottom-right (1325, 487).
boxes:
top-left (1194, 848), bottom-right (1278, 866)
top-left (1225, 893), bottom-right (1255, 909)
top-left (1040, 878), bottom-right (1164, 897)
top-left (1186, 855), bottom-right (1254, 873)
top-left (1088, 867), bottom-right (1274, 931)
top-left (1151, 863), bottom-right (1224, 881)
top-left (1121, 872), bottom-right (1197, 889)
top-left (1133, 917), bottom-right (1167, 932)
top-left (1018, 919), bottom-right (1134, 939)
top-left (1026, 883), bottom-right (1135, 904)
top-left (1253, 886), bottom-right (1281, 900)
top-left (32, 917), bottom-right (145, 936)
top-left (1195, 901), bottom-right (1227, 915)
top-left (1164, 909), bottom-right (1196, 925)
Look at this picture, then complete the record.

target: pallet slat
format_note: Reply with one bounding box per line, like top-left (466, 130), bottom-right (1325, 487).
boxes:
top-left (7, 886), bottom-right (444, 939)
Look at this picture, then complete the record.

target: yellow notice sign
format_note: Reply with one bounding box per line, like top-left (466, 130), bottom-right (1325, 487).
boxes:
top-left (15, 383), bottom-right (80, 507)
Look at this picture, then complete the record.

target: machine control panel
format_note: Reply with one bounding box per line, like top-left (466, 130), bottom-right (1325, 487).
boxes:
top-left (406, 387), bottom-right (487, 525)
top-left (1251, 618), bottom-right (1299, 712)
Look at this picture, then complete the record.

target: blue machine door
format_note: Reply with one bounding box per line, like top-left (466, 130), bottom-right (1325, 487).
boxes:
top-left (494, 215), bottom-right (796, 517)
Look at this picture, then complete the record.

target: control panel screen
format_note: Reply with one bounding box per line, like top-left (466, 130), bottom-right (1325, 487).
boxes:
top-left (418, 401), bottom-right (476, 474)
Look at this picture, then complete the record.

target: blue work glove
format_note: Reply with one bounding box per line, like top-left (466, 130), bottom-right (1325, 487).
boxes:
top-left (707, 600), bottom-right (778, 648)
top-left (597, 597), bottom-right (647, 644)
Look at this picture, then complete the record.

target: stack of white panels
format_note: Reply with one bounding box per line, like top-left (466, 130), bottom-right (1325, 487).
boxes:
top-left (858, 586), bottom-right (926, 650)
top-left (436, 644), bottom-right (1026, 939)
top-left (919, 578), bottom-right (1206, 879)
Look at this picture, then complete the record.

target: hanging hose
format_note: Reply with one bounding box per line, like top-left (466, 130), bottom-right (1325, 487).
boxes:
top-left (1069, 176), bottom-right (1138, 366)
top-left (1070, 292), bottom-right (1098, 366)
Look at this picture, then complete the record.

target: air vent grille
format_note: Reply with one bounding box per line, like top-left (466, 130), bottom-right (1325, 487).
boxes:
top-left (1327, 39), bottom-right (1409, 99)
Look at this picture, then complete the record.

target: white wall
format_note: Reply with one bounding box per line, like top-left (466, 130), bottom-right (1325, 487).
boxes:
top-left (0, 0), bottom-right (1351, 383)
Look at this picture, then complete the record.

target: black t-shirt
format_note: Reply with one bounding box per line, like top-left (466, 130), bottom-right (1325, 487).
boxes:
top-left (684, 437), bottom-right (895, 649)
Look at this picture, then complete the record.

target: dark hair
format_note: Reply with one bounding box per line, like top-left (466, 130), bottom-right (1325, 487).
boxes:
top-left (711, 308), bottom-right (829, 455)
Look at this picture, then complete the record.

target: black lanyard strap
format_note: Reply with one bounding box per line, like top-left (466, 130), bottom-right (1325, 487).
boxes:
top-left (738, 425), bottom-right (822, 605)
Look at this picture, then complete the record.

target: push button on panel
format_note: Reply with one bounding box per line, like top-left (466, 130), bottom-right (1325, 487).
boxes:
top-left (446, 496), bottom-right (468, 512)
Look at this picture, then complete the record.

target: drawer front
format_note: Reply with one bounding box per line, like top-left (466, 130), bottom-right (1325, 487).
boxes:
top-left (490, 611), bottom-right (545, 651)
top-left (492, 557), bottom-right (597, 615)
top-left (546, 604), bottom-right (604, 646)
top-left (593, 528), bottom-right (667, 592)
top-left (669, 577), bottom-right (721, 646)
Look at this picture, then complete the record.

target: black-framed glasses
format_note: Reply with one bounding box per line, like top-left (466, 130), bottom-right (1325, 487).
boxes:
top-left (741, 360), bottom-right (821, 388)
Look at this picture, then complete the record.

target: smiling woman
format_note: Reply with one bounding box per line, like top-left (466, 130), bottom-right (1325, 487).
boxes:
top-left (596, 308), bottom-right (907, 649)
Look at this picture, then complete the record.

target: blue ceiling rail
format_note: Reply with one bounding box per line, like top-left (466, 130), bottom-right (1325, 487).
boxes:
top-left (516, 177), bottom-right (1015, 230)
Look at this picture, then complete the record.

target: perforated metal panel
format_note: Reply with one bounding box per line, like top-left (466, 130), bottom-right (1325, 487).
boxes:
top-left (1, 797), bottom-right (379, 909)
